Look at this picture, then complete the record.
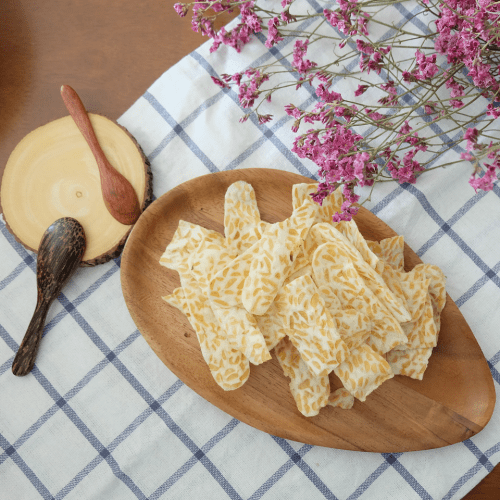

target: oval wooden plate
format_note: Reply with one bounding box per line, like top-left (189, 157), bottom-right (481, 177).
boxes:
top-left (121, 169), bottom-right (496, 452)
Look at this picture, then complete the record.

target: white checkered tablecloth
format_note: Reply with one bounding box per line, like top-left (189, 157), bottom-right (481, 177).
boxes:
top-left (1, 1), bottom-right (499, 499)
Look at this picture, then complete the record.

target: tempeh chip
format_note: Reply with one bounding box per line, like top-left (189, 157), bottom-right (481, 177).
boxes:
top-left (224, 180), bottom-right (269, 254)
top-left (254, 303), bottom-right (287, 351)
top-left (311, 243), bottom-right (407, 353)
top-left (334, 344), bottom-right (394, 402)
top-left (393, 295), bottom-right (438, 351)
top-left (334, 219), bottom-right (381, 271)
top-left (160, 220), bottom-right (224, 274)
top-left (307, 224), bottom-right (411, 323)
top-left (158, 180), bottom-right (447, 412)
top-left (242, 202), bottom-right (316, 315)
top-left (386, 347), bottom-right (433, 380)
top-left (367, 235), bottom-right (405, 271)
top-left (328, 388), bottom-right (355, 409)
top-left (189, 235), bottom-right (271, 365)
top-left (275, 275), bottom-right (349, 377)
top-left (328, 309), bottom-right (372, 351)
top-left (274, 337), bottom-right (330, 417)
top-left (292, 182), bottom-right (343, 223)
top-left (163, 286), bottom-right (250, 390)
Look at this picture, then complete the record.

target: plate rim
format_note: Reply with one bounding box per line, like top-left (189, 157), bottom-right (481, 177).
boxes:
top-left (121, 168), bottom-right (496, 452)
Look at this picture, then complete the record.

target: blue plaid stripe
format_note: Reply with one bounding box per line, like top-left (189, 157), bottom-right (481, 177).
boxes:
top-left (383, 454), bottom-right (433, 500)
top-left (346, 460), bottom-right (392, 500)
top-left (144, 91), bottom-right (220, 173)
top-left (271, 437), bottom-right (340, 500)
top-left (0, 433), bottom-right (53, 499)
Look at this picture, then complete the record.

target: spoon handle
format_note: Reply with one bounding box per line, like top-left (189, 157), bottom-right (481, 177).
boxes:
top-left (12, 300), bottom-right (51, 376)
top-left (60, 85), bottom-right (109, 173)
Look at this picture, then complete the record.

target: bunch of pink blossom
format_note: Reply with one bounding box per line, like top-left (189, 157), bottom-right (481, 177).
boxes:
top-left (173, 0), bottom-right (500, 220)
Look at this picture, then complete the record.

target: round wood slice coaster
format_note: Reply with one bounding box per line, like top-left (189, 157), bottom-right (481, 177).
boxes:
top-left (0, 114), bottom-right (153, 266)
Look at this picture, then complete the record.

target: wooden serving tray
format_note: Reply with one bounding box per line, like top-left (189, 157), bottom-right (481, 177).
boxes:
top-left (120, 169), bottom-right (495, 452)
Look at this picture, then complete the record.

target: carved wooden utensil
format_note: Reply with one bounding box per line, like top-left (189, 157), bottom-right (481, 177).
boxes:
top-left (12, 218), bottom-right (86, 376)
top-left (60, 84), bottom-right (141, 226)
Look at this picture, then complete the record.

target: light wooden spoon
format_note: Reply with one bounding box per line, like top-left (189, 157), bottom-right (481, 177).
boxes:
top-left (60, 85), bottom-right (141, 226)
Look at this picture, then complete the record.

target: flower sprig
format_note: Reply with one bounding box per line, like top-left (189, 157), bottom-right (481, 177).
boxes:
top-left (174, 0), bottom-right (500, 220)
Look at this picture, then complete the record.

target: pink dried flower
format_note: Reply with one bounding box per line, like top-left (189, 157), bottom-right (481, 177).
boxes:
top-left (424, 102), bottom-right (437, 114)
top-left (464, 128), bottom-right (479, 151)
top-left (414, 50), bottom-right (439, 80)
top-left (380, 80), bottom-right (397, 95)
top-left (240, 1), bottom-right (262, 33)
top-left (486, 104), bottom-right (500, 119)
top-left (285, 104), bottom-right (302, 119)
top-left (281, 10), bottom-right (296, 23)
top-left (174, 3), bottom-right (188, 17)
top-left (265, 17), bottom-right (284, 48)
top-left (316, 84), bottom-right (342, 103)
top-left (469, 161), bottom-right (500, 192)
top-left (365, 109), bottom-right (385, 121)
top-left (231, 72), bottom-right (243, 85)
top-left (258, 114), bottom-right (273, 125)
top-left (211, 76), bottom-right (230, 89)
top-left (356, 39), bottom-right (374, 54)
top-left (354, 84), bottom-right (369, 96)
top-left (387, 148), bottom-right (424, 184)
top-left (450, 99), bottom-right (464, 108)
top-left (292, 40), bottom-right (317, 75)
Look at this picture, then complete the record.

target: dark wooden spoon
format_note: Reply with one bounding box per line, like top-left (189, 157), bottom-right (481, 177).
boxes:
top-left (12, 217), bottom-right (86, 376)
top-left (60, 84), bottom-right (141, 226)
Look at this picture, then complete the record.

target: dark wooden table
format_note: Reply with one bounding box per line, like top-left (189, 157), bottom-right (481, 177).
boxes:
top-left (0, 1), bottom-right (498, 498)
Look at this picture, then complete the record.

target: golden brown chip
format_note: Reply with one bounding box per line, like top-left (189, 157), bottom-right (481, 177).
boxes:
top-left (334, 219), bottom-right (381, 271)
top-left (254, 303), bottom-right (287, 351)
top-left (386, 347), bottom-right (433, 380)
top-left (334, 344), bottom-right (394, 401)
top-left (311, 243), bottom-right (407, 354)
top-left (394, 295), bottom-right (438, 351)
top-left (274, 337), bottom-right (330, 417)
top-left (316, 284), bottom-right (342, 312)
top-left (283, 263), bottom-right (313, 287)
top-left (159, 220), bottom-right (224, 275)
top-left (399, 278), bottom-right (430, 321)
top-left (292, 182), bottom-right (343, 223)
top-left (189, 234), bottom-right (271, 365)
top-left (214, 306), bottom-right (272, 365)
top-left (367, 235), bottom-right (405, 271)
top-left (328, 388), bottom-right (355, 409)
top-left (242, 202), bottom-right (316, 315)
top-left (328, 309), bottom-right (372, 351)
top-left (412, 263), bottom-right (447, 313)
top-left (224, 181), bottom-right (269, 254)
top-left (307, 225), bottom-right (411, 322)
top-left (275, 275), bottom-right (349, 377)
top-left (163, 285), bottom-right (250, 391)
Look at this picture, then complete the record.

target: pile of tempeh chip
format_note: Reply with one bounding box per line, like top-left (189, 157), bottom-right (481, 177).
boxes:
top-left (160, 181), bottom-right (446, 417)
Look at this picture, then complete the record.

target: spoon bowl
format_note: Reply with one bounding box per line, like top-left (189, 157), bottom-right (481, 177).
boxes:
top-left (12, 217), bottom-right (86, 376)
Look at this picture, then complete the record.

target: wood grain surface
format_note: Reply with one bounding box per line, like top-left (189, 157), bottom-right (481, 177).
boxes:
top-left (0, 113), bottom-right (153, 265)
top-left (1, 0), bottom-right (498, 495)
top-left (121, 169), bottom-right (496, 452)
